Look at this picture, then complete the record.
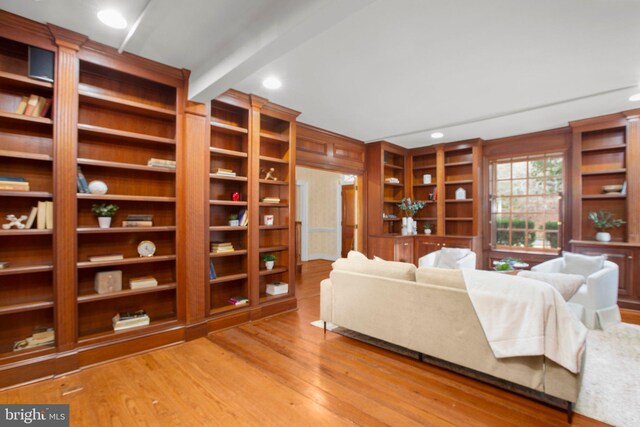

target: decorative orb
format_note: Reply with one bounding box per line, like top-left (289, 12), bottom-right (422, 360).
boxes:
top-left (88, 180), bottom-right (108, 195)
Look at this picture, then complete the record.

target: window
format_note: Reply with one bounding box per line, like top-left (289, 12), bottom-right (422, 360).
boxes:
top-left (490, 153), bottom-right (563, 253)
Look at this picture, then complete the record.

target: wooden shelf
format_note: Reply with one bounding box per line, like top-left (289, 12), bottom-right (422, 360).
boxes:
top-left (260, 130), bottom-right (289, 143)
top-left (259, 179), bottom-right (288, 186)
top-left (210, 250), bottom-right (248, 258)
top-left (79, 88), bottom-right (176, 119)
top-left (77, 158), bottom-right (176, 174)
top-left (259, 202), bottom-right (288, 207)
top-left (210, 200), bottom-right (248, 206)
top-left (445, 217), bottom-right (473, 221)
top-left (0, 300), bottom-right (54, 316)
top-left (259, 293), bottom-right (290, 303)
top-left (383, 199), bottom-right (402, 203)
top-left (0, 149), bottom-right (52, 162)
top-left (412, 166), bottom-right (436, 171)
top-left (414, 217), bottom-right (437, 221)
top-left (383, 163), bottom-right (404, 170)
top-left (383, 218), bottom-right (401, 221)
top-left (0, 70), bottom-right (53, 89)
top-left (581, 168), bottom-right (627, 176)
top-left (384, 182), bottom-right (403, 187)
top-left (0, 229), bottom-right (53, 236)
top-left (581, 194), bottom-right (627, 200)
top-left (581, 144), bottom-right (626, 153)
top-left (211, 120), bottom-right (248, 135)
top-left (445, 199), bottom-right (473, 203)
top-left (77, 193), bottom-right (176, 203)
top-left (210, 174), bottom-right (248, 182)
top-left (210, 304), bottom-right (249, 315)
top-left (413, 183), bottom-right (437, 187)
top-left (77, 226), bottom-right (176, 234)
top-left (259, 155), bottom-right (288, 164)
top-left (445, 180), bottom-right (473, 185)
top-left (445, 161), bottom-right (473, 167)
top-left (0, 110), bottom-right (53, 125)
top-left (0, 190), bottom-right (53, 199)
top-left (210, 273), bottom-right (248, 284)
top-left (77, 255), bottom-right (176, 269)
top-left (259, 267), bottom-right (287, 276)
top-left (77, 123), bottom-right (175, 145)
top-left (259, 246), bottom-right (288, 253)
top-left (210, 147), bottom-right (248, 158)
top-left (78, 318), bottom-right (179, 345)
top-left (259, 225), bottom-right (288, 230)
top-left (209, 226), bottom-right (248, 231)
top-left (77, 283), bottom-right (177, 304)
top-left (0, 264), bottom-right (53, 276)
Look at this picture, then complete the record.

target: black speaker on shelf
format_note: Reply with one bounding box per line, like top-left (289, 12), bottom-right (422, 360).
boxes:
top-left (28, 46), bottom-right (54, 83)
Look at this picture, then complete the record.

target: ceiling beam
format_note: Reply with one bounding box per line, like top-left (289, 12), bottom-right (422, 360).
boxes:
top-left (188, 0), bottom-right (375, 102)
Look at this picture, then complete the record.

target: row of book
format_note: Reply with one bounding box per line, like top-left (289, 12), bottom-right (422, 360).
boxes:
top-left (9, 201), bottom-right (53, 230)
top-left (14, 94), bottom-right (52, 118)
top-left (212, 168), bottom-right (236, 177)
top-left (211, 241), bottom-right (234, 253)
top-left (122, 215), bottom-right (153, 227)
top-left (261, 197), bottom-right (281, 203)
top-left (113, 310), bottom-right (150, 331)
top-left (94, 270), bottom-right (159, 294)
top-left (237, 209), bottom-right (249, 226)
top-left (147, 158), bottom-right (176, 169)
top-left (0, 176), bottom-right (30, 192)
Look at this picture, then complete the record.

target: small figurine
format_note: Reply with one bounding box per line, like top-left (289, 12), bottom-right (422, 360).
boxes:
top-left (231, 192), bottom-right (241, 202)
top-left (2, 214), bottom-right (28, 230)
top-left (262, 167), bottom-right (278, 181)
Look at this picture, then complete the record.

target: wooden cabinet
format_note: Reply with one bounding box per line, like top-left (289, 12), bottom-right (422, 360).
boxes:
top-left (571, 240), bottom-right (639, 310)
top-left (368, 235), bottom-right (413, 263)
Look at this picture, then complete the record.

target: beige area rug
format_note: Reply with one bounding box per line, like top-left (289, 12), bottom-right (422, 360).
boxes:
top-left (310, 320), bottom-right (640, 426)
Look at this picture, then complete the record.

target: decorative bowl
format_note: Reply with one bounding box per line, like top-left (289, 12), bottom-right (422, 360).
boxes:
top-left (602, 184), bottom-right (623, 193)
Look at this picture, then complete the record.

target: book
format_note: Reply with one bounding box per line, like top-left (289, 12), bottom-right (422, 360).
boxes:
top-left (36, 201), bottom-right (46, 229)
top-left (147, 158), bottom-right (176, 168)
top-left (112, 310), bottom-right (150, 331)
top-left (77, 167), bottom-right (89, 193)
top-left (0, 181), bottom-right (29, 191)
top-left (88, 253), bottom-right (124, 262)
top-left (266, 282), bottom-right (289, 295)
top-left (31, 96), bottom-right (47, 117)
top-left (0, 176), bottom-right (28, 182)
top-left (213, 172), bottom-right (237, 177)
top-left (14, 96), bottom-right (29, 115)
top-left (23, 94), bottom-right (39, 116)
top-left (25, 206), bottom-right (38, 229)
top-left (122, 221), bottom-right (153, 227)
top-left (227, 296), bottom-right (248, 306)
top-left (215, 168), bottom-right (234, 174)
top-left (125, 214), bottom-right (153, 221)
top-left (621, 180), bottom-right (627, 195)
top-left (238, 209), bottom-right (249, 227)
top-left (39, 98), bottom-right (52, 118)
top-left (209, 260), bottom-right (216, 280)
top-left (129, 275), bottom-right (158, 289)
top-left (45, 201), bottom-right (53, 229)
top-left (261, 197), bottom-right (281, 203)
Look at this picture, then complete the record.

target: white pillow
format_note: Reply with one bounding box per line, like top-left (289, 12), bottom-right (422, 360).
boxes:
top-left (435, 248), bottom-right (470, 269)
top-left (562, 251), bottom-right (606, 278)
top-left (332, 258), bottom-right (416, 281)
top-left (347, 250), bottom-right (368, 261)
top-left (517, 271), bottom-right (584, 301)
top-left (416, 267), bottom-right (466, 290)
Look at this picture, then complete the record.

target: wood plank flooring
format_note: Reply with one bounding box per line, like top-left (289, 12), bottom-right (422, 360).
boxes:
top-left (0, 260), bottom-right (630, 425)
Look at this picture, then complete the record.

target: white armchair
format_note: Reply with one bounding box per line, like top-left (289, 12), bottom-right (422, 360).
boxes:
top-left (532, 258), bottom-right (620, 329)
top-left (418, 249), bottom-right (477, 269)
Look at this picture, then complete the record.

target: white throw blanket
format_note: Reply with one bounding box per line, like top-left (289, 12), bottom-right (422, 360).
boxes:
top-left (462, 269), bottom-right (587, 374)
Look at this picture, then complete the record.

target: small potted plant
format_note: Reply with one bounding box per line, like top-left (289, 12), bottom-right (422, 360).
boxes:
top-left (91, 203), bottom-right (119, 228)
top-left (263, 254), bottom-right (276, 270)
top-left (423, 223), bottom-right (433, 235)
top-left (228, 213), bottom-right (239, 227)
top-left (588, 209), bottom-right (625, 242)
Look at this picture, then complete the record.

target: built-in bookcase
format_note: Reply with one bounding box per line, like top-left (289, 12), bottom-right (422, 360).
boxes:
top-left (258, 112), bottom-right (293, 303)
top-left (209, 99), bottom-right (250, 314)
top-left (382, 150), bottom-right (406, 234)
top-left (0, 37), bottom-right (55, 356)
top-left (443, 146), bottom-right (475, 236)
top-left (75, 60), bottom-right (178, 342)
top-left (411, 148), bottom-right (438, 233)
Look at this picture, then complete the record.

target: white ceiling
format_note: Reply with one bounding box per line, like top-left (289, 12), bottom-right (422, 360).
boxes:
top-left (2, 0), bottom-right (640, 147)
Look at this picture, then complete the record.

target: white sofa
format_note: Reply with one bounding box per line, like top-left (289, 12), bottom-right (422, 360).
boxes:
top-left (532, 257), bottom-right (620, 329)
top-left (320, 260), bottom-right (584, 420)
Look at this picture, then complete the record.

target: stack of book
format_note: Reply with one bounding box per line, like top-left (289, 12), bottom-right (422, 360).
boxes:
top-left (76, 167), bottom-right (90, 193)
top-left (122, 215), bottom-right (153, 227)
top-left (228, 296), bottom-right (249, 306)
top-left (384, 177), bottom-right (400, 184)
top-left (147, 158), bottom-right (176, 169)
top-left (112, 310), bottom-right (150, 331)
top-left (261, 197), bottom-right (281, 203)
top-left (88, 253), bottom-right (124, 262)
top-left (0, 176), bottom-right (30, 192)
top-left (213, 168), bottom-right (236, 177)
top-left (129, 276), bottom-right (158, 289)
top-left (14, 94), bottom-right (52, 118)
top-left (13, 327), bottom-right (55, 351)
top-left (211, 242), bottom-right (234, 253)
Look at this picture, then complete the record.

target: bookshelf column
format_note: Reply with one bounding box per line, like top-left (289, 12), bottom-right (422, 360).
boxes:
top-left (50, 28), bottom-right (82, 355)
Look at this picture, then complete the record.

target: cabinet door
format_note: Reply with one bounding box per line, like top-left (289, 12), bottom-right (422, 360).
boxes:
top-left (394, 239), bottom-right (413, 263)
top-left (414, 236), bottom-right (443, 264)
top-left (572, 245), bottom-right (633, 299)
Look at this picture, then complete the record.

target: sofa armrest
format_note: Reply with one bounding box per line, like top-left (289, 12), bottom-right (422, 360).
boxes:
top-left (457, 252), bottom-right (477, 269)
top-left (320, 279), bottom-right (333, 322)
top-left (585, 265), bottom-right (619, 308)
top-left (418, 251), bottom-right (438, 267)
top-left (532, 258), bottom-right (564, 273)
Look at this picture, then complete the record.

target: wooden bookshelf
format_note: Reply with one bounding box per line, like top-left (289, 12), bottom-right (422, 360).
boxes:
top-left (410, 146), bottom-right (438, 233)
top-left (0, 35), bottom-right (55, 361)
top-left (442, 143), bottom-right (480, 236)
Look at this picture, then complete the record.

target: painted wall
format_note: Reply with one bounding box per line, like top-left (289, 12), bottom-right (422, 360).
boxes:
top-left (296, 166), bottom-right (343, 261)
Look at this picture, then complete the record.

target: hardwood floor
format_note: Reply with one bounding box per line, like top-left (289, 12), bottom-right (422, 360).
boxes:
top-left (1, 260), bottom-right (631, 426)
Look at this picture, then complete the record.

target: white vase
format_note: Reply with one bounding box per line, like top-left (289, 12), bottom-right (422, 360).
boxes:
top-left (229, 220), bottom-right (239, 226)
top-left (596, 232), bottom-right (611, 242)
top-left (401, 217), bottom-right (409, 235)
top-left (265, 260), bottom-right (275, 270)
top-left (98, 217), bottom-right (112, 228)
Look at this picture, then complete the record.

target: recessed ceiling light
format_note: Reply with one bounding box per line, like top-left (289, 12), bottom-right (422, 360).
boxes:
top-left (97, 9), bottom-right (127, 29)
top-left (629, 93), bottom-right (640, 102)
top-left (431, 132), bottom-right (444, 139)
top-left (262, 76), bottom-right (282, 90)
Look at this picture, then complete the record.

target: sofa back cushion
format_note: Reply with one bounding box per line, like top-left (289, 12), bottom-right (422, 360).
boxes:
top-left (562, 251), bottom-right (606, 278)
top-left (416, 266), bottom-right (466, 289)
top-left (435, 247), bottom-right (471, 269)
top-left (332, 257), bottom-right (416, 281)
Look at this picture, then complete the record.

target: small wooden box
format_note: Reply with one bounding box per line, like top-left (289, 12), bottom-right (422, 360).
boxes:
top-left (94, 270), bottom-right (122, 294)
